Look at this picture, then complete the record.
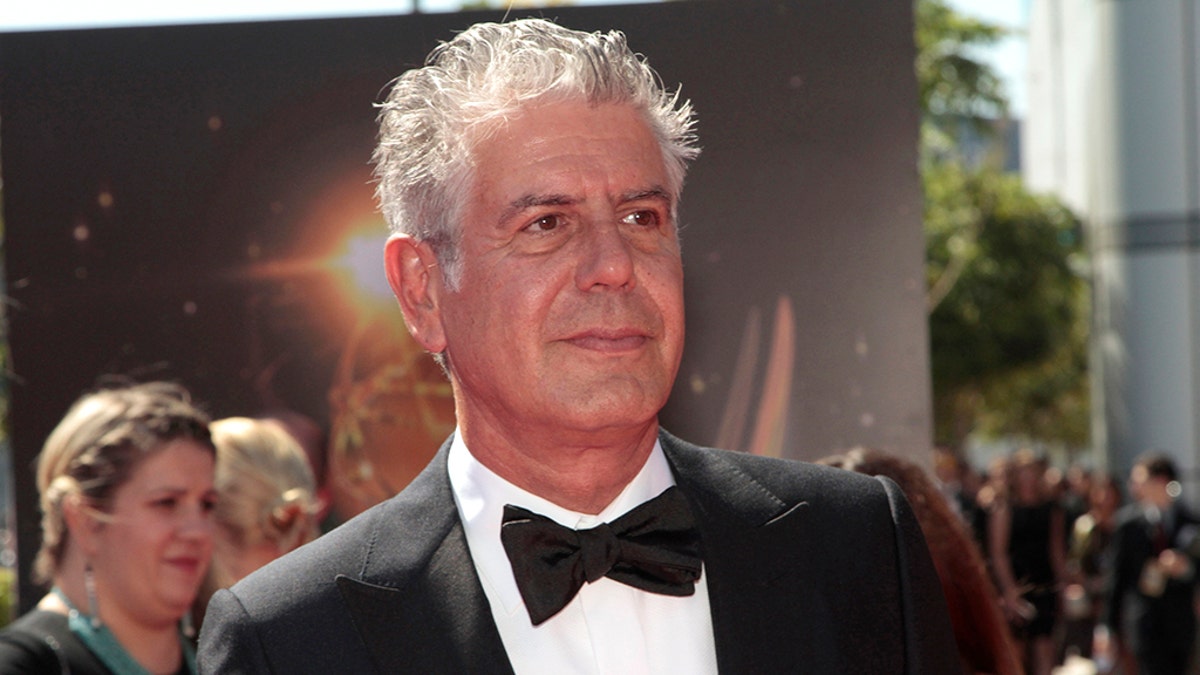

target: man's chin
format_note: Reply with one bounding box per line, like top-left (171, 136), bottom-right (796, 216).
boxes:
top-left (535, 393), bottom-right (665, 436)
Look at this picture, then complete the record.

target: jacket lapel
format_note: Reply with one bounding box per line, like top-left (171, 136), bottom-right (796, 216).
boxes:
top-left (663, 430), bottom-right (948, 673)
top-left (336, 438), bottom-right (515, 674)
top-left (660, 431), bottom-right (821, 673)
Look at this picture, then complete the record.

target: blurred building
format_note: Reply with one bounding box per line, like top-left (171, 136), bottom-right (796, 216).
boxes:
top-left (1024, 0), bottom-right (1200, 491)
top-left (954, 117), bottom-right (1023, 173)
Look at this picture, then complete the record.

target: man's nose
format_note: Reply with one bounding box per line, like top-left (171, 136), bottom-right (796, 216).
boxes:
top-left (575, 220), bottom-right (636, 291)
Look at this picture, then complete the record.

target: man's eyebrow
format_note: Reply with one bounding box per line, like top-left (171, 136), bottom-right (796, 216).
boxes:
top-left (497, 193), bottom-right (577, 227)
top-left (620, 187), bottom-right (672, 204)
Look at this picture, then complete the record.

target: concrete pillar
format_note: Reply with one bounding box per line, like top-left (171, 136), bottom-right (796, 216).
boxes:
top-left (1085, 0), bottom-right (1200, 489)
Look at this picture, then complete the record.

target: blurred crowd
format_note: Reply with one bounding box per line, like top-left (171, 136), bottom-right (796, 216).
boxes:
top-left (920, 445), bottom-right (1200, 675)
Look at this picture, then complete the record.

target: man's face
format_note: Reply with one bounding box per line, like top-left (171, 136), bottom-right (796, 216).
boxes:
top-left (436, 100), bottom-right (685, 440)
top-left (1131, 465), bottom-right (1171, 507)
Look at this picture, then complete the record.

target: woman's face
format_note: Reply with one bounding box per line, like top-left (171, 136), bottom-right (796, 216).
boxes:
top-left (1091, 481), bottom-right (1120, 515)
top-left (87, 439), bottom-right (217, 628)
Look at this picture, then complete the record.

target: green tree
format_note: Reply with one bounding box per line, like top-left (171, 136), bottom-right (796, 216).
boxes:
top-left (918, 0), bottom-right (1090, 452)
top-left (915, 0), bottom-right (1008, 130)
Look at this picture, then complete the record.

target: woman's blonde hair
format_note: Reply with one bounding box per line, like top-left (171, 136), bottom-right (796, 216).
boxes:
top-left (34, 382), bottom-right (214, 584)
top-left (209, 417), bottom-right (318, 557)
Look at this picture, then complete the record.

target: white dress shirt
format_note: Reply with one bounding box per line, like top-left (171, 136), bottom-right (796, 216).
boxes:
top-left (447, 431), bottom-right (719, 675)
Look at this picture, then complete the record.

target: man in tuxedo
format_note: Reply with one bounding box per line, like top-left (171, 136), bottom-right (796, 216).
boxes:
top-left (199, 18), bottom-right (959, 674)
top-left (1096, 454), bottom-right (1200, 675)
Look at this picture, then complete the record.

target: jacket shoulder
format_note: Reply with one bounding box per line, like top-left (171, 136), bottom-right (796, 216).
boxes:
top-left (199, 483), bottom-right (456, 673)
top-left (659, 428), bottom-right (889, 507)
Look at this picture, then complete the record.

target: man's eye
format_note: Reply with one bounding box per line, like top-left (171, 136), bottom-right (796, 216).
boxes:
top-left (525, 214), bottom-right (563, 232)
top-left (622, 210), bottom-right (660, 228)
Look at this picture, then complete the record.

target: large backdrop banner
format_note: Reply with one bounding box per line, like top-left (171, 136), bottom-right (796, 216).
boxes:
top-left (1, 0), bottom-right (926, 608)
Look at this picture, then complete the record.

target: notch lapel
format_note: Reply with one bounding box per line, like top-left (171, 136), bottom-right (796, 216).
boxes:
top-left (660, 430), bottom-right (909, 673)
top-left (660, 431), bottom-right (817, 672)
top-left (337, 438), bottom-right (515, 674)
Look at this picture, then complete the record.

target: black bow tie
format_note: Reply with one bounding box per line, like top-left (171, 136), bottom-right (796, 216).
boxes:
top-left (500, 486), bottom-right (703, 625)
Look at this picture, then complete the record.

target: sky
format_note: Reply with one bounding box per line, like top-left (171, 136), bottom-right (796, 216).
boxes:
top-left (0, 0), bottom-right (1030, 114)
top-left (946, 0), bottom-right (1031, 116)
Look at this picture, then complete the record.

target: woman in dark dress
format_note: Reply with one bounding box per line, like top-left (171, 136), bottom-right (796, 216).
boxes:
top-left (989, 449), bottom-right (1067, 675)
top-left (0, 382), bottom-right (217, 674)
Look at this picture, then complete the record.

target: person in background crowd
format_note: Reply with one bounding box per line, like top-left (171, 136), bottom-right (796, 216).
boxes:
top-left (253, 363), bottom-right (334, 529)
top-left (821, 447), bottom-right (1022, 675)
top-left (977, 455), bottom-right (1010, 516)
top-left (255, 409), bottom-right (334, 530)
top-left (1096, 453), bottom-right (1199, 675)
top-left (989, 449), bottom-right (1067, 675)
top-left (1062, 463), bottom-right (1094, 540)
top-left (0, 382), bottom-right (217, 674)
top-left (198, 17), bottom-right (960, 674)
top-left (934, 446), bottom-right (989, 551)
top-left (193, 417), bottom-right (321, 628)
top-left (1060, 473), bottom-right (1121, 662)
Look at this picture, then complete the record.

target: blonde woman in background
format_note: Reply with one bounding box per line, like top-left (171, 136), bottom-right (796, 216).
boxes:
top-left (0, 381), bottom-right (217, 674)
top-left (195, 417), bottom-right (320, 626)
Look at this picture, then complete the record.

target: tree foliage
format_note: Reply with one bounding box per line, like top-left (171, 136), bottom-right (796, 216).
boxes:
top-left (915, 0), bottom-right (1008, 129)
top-left (918, 0), bottom-right (1090, 451)
top-left (925, 165), bottom-right (1088, 447)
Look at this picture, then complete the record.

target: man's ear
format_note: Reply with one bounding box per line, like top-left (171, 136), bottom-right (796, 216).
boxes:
top-left (385, 234), bottom-right (448, 354)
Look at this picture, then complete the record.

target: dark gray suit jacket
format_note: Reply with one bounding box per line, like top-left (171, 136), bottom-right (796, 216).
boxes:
top-left (199, 430), bottom-right (960, 673)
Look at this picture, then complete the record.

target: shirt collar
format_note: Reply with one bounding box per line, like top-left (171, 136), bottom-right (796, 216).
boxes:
top-left (447, 427), bottom-right (676, 615)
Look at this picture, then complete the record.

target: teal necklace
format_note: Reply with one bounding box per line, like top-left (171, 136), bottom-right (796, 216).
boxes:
top-left (51, 587), bottom-right (197, 675)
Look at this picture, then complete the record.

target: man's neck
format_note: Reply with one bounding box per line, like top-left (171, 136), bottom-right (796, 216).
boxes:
top-left (458, 419), bottom-right (660, 514)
